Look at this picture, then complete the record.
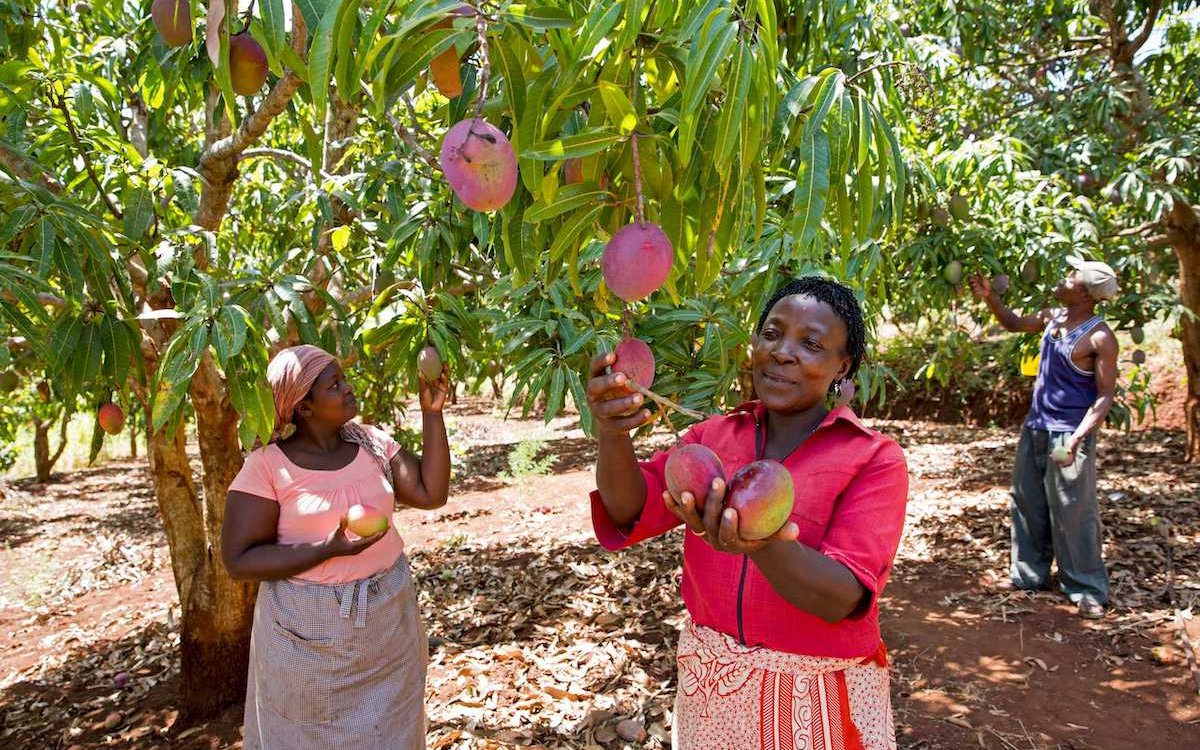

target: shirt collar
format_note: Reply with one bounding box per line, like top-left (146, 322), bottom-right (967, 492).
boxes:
top-left (732, 400), bottom-right (874, 436)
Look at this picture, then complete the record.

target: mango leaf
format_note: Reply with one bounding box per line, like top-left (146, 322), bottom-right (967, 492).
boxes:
top-left (597, 81), bottom-right (637, 135)
top-left (525, 187), bottom-right (606, 224)
top-left (798, 69), bottom-right (844, 147)
top-left (122, 186), bottom-right (154, 241)
top-left (34, 216), bottom-right (54, 275)
top-left (261, 0), bottom-right (287, 57)
top-left (504, 4), bottom-right (575, 30)
top-left (792, 129), bottom-right (830, 254)
top-left (309, 0), bottom-right (346, 127)
top-left (524, 128), bottom-right (622, 160)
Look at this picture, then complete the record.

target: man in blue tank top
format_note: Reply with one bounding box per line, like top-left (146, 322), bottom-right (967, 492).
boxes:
top-left (969, 257), bottom-right (1119, 619)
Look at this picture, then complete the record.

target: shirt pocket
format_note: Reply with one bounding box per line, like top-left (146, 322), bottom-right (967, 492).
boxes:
top-left (789, 469), bottom-right (852, 542)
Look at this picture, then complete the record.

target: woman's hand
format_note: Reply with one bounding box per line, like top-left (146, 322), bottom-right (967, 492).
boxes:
top-left (419, 367), bottom-right (451, 413)
top-left (321, 516), bottom-right (388, 558)
top-left (586, 351), bottom-right (652, 436)
top-left (664, 479), bottom-right (799, 554)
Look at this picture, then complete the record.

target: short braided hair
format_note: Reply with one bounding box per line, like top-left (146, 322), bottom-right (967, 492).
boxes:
top-left (755, 276), bottom-right (866, 381)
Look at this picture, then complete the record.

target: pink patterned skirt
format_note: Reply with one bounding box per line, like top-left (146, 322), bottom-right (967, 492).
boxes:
top-left (673, 621), bottom-right (895, 750)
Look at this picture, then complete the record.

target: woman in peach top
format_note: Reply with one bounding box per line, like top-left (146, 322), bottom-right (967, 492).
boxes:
top-left (221, 344), bottom-right (450, 749)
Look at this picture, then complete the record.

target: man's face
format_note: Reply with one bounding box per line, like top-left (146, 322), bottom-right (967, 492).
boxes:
top-left (1053, 270), bottom-right (1091, 303)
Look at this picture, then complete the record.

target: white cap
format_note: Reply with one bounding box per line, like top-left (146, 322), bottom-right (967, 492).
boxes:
top-left (1067, 256), bottom-right (1119, 301)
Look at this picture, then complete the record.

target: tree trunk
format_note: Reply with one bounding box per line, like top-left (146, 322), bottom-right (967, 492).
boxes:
top-left (175, 355), bottom-right (258, 718)
top-left (1168, 200), bottom-right (1200, 460)
top-left (139, 7), bottom-right (308, 720)
top-left (33, 417), bottom-right (50, 482)
top-left (33, 412), bottom-right (69, 482)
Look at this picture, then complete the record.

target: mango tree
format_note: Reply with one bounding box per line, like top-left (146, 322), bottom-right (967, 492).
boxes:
top-left (892, 1), bottom-right (1200, 452)
top-left (0, 0), bottom-right (911, 718)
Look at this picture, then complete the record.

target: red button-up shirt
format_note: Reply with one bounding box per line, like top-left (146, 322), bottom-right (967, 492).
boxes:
top-left (591, 402), bottom-right (909, 659)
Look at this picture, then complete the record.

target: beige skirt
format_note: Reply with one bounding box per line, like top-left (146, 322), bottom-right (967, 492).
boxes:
top-left (243, 556), bottom-right (428, 749)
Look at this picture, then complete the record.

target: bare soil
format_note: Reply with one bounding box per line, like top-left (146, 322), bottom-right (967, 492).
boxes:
top-left (1, 399), bottom-right (1197, 749)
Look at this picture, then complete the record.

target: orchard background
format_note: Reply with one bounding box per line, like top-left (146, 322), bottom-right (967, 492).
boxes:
top-left (0, 1), bottom-right (1198, 748)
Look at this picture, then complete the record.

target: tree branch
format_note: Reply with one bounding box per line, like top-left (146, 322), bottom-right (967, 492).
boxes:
top-left (1128, 0), bottom-right (1163, 54)
top-left (1, 290), bottom-right (67, 307)
top-left (239, 147), bottom-right (321, 178)
top-left (384, 109), bottom-right (440, 171)
top-left (1109, 219), bottom-right (1160, 238)
top-left (54, 93), bottom-right (123, 219)
top-left (0, 142), bottom-right (63, 193)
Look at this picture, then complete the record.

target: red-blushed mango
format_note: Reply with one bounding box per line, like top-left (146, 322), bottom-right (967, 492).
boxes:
top-left (563, 157), bottom-right (583, 185)
top-left (418, 345), bottom-right (443, 381)
top-left (725, 460), bottom-right (794, 541)
top-left (229, 33), bottom-right (268, 95)
top-left (98, 403), bottom-right (125, 435)
top-left (151, 0), bottom-right (192, 47)
top-left (440, 118), bottom-right (518, 212)
top-left (991, 273), bottom-right (1010, 295)
top-left (1131, 349), bottom-right (1146, 365)
top-left (665, 443), bottom-right (725, 511)
top-left (611, 337), bottom-right (655, 389)
top-left (347, 503), bottom-right (389, 537)
top-left (931, 206), bottom-right (950, 227)
top-left (601, 222), bottom-right (672, 302)
top-left (429, 47), bottom-right (463, 98)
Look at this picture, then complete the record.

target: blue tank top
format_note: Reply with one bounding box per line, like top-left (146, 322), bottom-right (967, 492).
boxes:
top-left (1025, 311), bottom-right (1103, 432)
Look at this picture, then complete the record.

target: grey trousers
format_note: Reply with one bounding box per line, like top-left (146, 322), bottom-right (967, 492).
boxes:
top-left (1010, 426), bottom-right (1109, 604)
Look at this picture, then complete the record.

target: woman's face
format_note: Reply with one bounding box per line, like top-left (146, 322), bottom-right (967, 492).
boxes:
top-left (296, 361), bottom-right (358, 427)
top-left (751, 294), bottom-right (852, 414)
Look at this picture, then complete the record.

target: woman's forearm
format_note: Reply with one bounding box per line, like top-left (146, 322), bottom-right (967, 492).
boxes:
top-left (595, 432), bottom-right (648, 527)
top-left (417, 411), bottom-right (450, 509)
top-left (748, 541), bottom-right (867, 622)
top-left (226, 541), bottom-right (333, 581)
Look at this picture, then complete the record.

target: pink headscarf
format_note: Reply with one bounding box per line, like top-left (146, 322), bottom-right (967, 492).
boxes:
top-left (265, 345), bottom-right (394, 486)
top-left (267, 344), bottom-right (336, 441)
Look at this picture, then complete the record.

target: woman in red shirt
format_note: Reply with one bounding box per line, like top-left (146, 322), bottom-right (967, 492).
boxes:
top-left (587, 277), bottom-right (908, 750)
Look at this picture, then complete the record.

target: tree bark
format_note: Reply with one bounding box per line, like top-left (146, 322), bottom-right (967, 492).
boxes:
top-left (141, 3), bottom-right (309, 721)
top-left (1168, 200), bottom-right (1200, 460)
top-left (33, 418), bottom-right (50, 483)
top-left (33, 412), bottom-right (69, 483)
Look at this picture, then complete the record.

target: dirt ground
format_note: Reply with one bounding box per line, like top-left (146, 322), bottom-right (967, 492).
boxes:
top-left (1, 398), bottom-right (1198, 749)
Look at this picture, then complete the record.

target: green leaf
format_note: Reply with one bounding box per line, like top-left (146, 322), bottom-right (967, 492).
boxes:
top-left (792, 129), bottom-right (831, 254)
top-left (545, 366), bottom-right (565, 424)
top-left (524, 188), bottom-right (607, 223)
top-left (333, 0), bottom-right (363, 101)
top-left (799, 69), bottom-right (844, 147)
top-left (712, 41), bottom-right (753, 174)
top-left (524, 128), bottom-right (623, 160)
top-left (678, 9), bottom-right (735, 166)
top-left (261, 0), bottom-right (287, 56)
top-left (294, 0), bottom-right (333, 32)
top-left (873, 106), bottom-right (906, 231)
top-left (309, 0), bottom-right (346, 128)
top-left (34, 216), bottom-right (54, 275)
top-left (494, 37), bottom-right (527, 119)
top-left (504, 4), bottom-right (576, 30)
top-left (548, 203), bottom-right (603, 265)
top-left (0, 204), bottom-right (35, 245)
top-left (122, 186), bottom-right (154, 241)
top-left (597, 81), bottom-right (637, 135)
